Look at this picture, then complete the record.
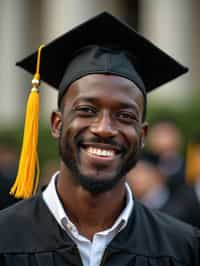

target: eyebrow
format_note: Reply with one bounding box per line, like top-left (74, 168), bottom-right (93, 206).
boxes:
top-left (73, 97), bottom-right (140, 113)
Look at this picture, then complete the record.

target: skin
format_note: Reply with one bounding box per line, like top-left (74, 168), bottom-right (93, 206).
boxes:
top-left (51, 74), bottom-right (148, 239)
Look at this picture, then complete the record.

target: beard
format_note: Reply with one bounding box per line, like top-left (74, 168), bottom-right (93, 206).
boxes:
top-left (58, 131), bottom-right (142, 194)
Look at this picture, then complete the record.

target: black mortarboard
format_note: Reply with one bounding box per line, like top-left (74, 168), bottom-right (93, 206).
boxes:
top-left (16, 11), bottom-right (188, 106)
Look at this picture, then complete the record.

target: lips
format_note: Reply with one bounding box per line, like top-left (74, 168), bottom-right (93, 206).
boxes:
top-left (79, 142), bottom-right (124, 162)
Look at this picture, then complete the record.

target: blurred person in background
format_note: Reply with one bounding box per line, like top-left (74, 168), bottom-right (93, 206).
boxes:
top-left (127, 153), bottom-right (171, 210)
top-left (161, 137), bottom-right (200, 228)
top-left (0, 145), bottom-right (19, 210)
top-left (147, 118), bottom-right (185, 195)
top-left (127, 148), bottom-right (200, 229)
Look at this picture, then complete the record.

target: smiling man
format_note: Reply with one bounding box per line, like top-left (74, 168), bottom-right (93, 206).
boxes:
top-left (0, 12), bottom-right (199, 266)
top-left (56, 73), bottom-right (145, 197)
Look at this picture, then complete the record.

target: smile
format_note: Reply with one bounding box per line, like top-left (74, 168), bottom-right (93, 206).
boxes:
top-left (86, 147), bottom-right (115, 158)
top-left (80, 142), bottom-right (124, 163)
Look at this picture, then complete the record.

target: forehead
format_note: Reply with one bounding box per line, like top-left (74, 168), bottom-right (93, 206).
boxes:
top-left (63, 74), bottom-right (144, 106)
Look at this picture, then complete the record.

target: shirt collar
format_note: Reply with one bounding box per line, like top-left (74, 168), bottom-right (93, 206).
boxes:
top-left (43, 172), bottom-right (134, 234)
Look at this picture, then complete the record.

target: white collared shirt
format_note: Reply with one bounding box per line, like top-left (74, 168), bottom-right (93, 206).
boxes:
top-left (43, 172), bottom-right (134, 266)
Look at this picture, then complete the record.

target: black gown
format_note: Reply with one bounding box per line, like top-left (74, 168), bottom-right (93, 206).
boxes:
top-left (0, 193), bottom-right (199, 266)
top-left (0, 173), bottom-right (20, 210)
top-left (161, 185), bottom-right (200, 228)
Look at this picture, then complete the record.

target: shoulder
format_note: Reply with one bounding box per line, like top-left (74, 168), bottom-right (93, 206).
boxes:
top-left (0, 193), bottom-right (75, 254)
top-left (0, 194), bottom-right (61, 253)
top-left (119, 201), bottom-right (200, 264)
top-left (136, 200), bottom-right (196, 234)
top-left (135, 201), bottom-right (199, 244)
top-left (0, 194), bottom-right (41, 225)
top-left (135, 203), bottom-right (200, 265)
top-left (0, 195), bottom-right (38, 225)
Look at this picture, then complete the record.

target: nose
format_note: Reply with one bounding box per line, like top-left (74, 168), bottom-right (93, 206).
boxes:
top-left (90, 111), bottom-right (118, 138)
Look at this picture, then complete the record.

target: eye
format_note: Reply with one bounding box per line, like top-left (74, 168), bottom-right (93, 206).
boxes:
top-left (75, 105), bottom-right (97, 116)
top-left (116, 111), bottom-right (138, 123)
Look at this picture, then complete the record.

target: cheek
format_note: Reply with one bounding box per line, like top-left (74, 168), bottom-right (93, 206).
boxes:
top-left (120, 125), bottom-right (141, 149)
top-left (61, 118), bottom-right (89, 146)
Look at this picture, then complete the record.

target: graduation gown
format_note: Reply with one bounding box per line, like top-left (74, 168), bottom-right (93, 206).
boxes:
top-left (0, 174), bottom-right (20, 210)
top-left (161, 185), bottom-right (200, 228)
top-left (0, 194), bottom-right (199, 266)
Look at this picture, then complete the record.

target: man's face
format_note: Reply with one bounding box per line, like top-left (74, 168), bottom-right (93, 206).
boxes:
top-left (52, 74), bottom-right (147, 193)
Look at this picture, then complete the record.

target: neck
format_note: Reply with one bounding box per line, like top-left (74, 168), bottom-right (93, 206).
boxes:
top-left (56, 167), bottom-right (126, 240)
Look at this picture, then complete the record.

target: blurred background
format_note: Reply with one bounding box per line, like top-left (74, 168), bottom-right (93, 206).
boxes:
top-left (0, 0), bottom-right (200, 226)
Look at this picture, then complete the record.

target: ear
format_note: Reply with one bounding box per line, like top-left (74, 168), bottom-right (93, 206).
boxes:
top-left (51, 111), bottom-right (63, 139)
top-left (141, 122), bottom-right (148, 148)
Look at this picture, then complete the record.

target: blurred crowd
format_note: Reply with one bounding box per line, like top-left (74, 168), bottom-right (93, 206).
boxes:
top-left (127, 118), bottom-right (200, 228)
top-left (1, 118), bottom-right (200, 228)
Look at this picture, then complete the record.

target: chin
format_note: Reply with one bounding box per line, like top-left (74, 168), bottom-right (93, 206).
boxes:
top-left (74, 170), bottom-right (124, 194)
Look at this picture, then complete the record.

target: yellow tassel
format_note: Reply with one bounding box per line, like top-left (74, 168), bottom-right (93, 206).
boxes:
top-left (185, 143), bottom-right (200, 185)
top-left (10, 45), bottom-right (44, 198)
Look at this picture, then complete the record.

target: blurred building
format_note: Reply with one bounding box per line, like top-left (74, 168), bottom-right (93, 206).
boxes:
top-left (0, 0), bottom-right (200, 127)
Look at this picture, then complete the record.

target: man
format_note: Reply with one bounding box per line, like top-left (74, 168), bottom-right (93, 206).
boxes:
top-left (147, 119), bottom-right (185, 195)
top-left (162, 138), bottom-right (200, 228)
top-left (126, 153), bottom-right (171, 210)
top-left (0, 12), bottom-right (199, 266)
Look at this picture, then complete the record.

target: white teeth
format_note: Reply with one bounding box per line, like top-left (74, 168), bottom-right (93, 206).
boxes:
top-left (87, 147), bottom-right (115, 157)
top-left (97, 149), bottom-right (101, 155)
top-left (102, 150), bottom-right (107, 156)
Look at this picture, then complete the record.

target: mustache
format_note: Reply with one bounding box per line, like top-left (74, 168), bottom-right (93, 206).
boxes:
top-left (76, 136), bottom-right (127, 152)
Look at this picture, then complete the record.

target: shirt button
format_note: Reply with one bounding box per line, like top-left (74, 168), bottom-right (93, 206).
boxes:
top-left (66, 223), bottom-right (73, 231)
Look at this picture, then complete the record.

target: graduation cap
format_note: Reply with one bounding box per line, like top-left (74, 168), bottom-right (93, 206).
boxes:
top-left (11, 12), bottom-right (188, 199)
